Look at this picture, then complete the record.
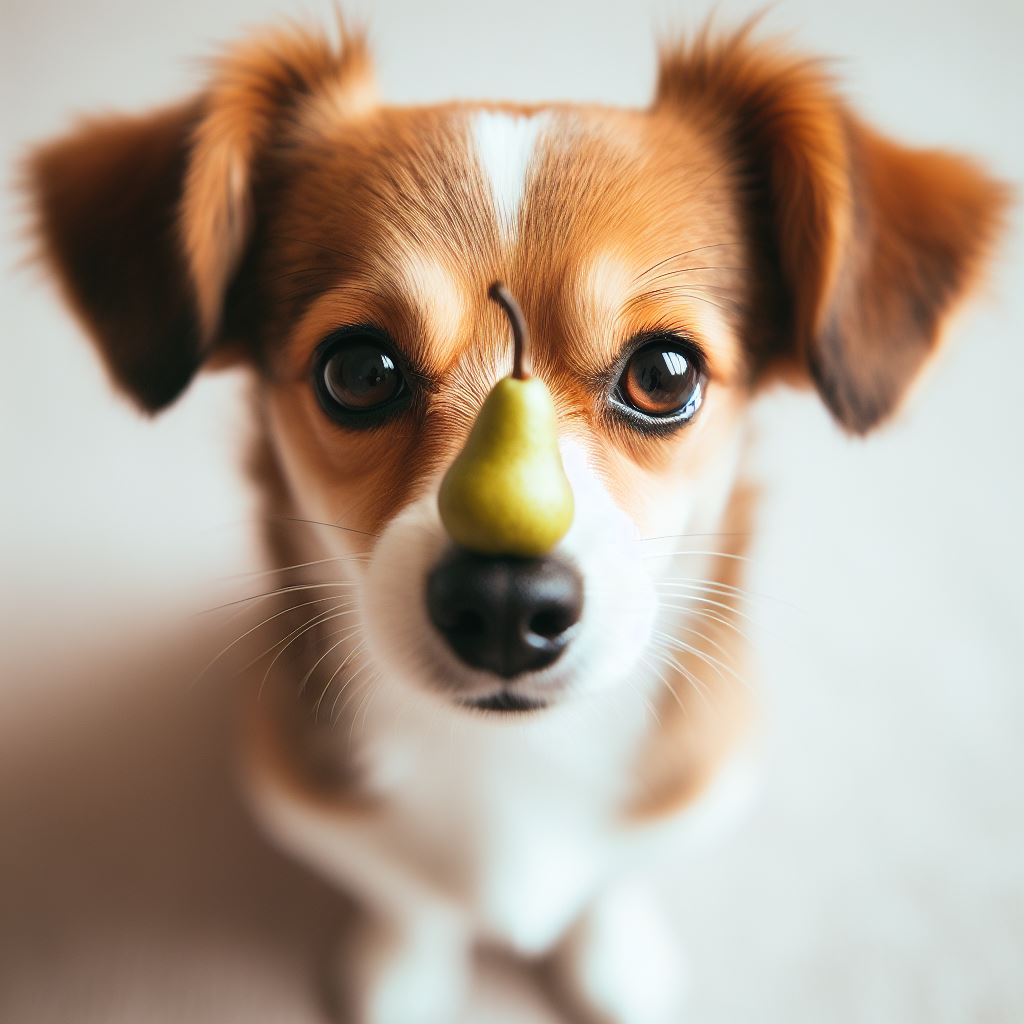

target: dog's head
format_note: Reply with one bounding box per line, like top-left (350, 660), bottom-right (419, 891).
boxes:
top-left (29, 23), bottom-right (1005, 717)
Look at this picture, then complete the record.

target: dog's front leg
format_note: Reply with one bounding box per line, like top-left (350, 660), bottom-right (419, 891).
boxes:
top-left (551, 878), bottom-right (688, 1024)
top-left (331, 900), bottom-right (471, 1024)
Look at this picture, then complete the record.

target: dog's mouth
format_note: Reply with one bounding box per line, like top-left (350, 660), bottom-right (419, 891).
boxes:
top-left (461, 690), bottom-right (549, 714)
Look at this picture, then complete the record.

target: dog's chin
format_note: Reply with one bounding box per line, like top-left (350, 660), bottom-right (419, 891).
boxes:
top-left (366, 609), bottom-right (653, 722)
top-left (433, 656), bottom-right (568, 716)
top-left (369, 611), bottom-right (578, 717)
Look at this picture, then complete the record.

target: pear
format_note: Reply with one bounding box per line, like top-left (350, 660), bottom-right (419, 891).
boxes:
top-left (438, 283), bottom-right (574, 557)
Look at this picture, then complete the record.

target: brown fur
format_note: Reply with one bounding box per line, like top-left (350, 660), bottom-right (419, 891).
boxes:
top-left (29, 101), bottom-right (204, 410)
top-left (26, 20), bottom-right (1007, 825)
top-left (657, 24), bottom-right (1010, 432)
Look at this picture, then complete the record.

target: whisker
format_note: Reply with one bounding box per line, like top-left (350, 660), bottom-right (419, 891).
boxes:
top-left (300, 627), bottom-right (364, 697)
top-left (636, 532), bottom-right (750, 542)
top-left (657, 577), bottom-right (795, 609)
top-left (195, 595), bottom-right (354, 684)
top-left (350, 671), bottom-right (385, 745)
top-left (202, 581), bottom-right (358, 614)
top-left (656, 581), bottom-right (756, 611)
top-left (256, 609), bottom-right (362, 697)
top-left (657, 591), bottom-right (754, 624)
top-left (314, 639), bottom-right (368, 718)
top-left (655, 629), bottom-right (748, 692)
top-left (330, 656), bottom-right (377, 725)
top-left (626, 667), bottom-right (663, 726)
top-left (243, 600), bottom-right (354, 675)
top-left (641, 549), bottom-right (750, 563)
top-left (342, 668), bottom-right (382, 735)
top-left (356, 672), bottom-right (383, 733)
top-left (672, 621), bottom-right (742, 674)
top-left (639, 653), bottom-right (687, 718)
top-left (270, 514), bottom-right (379, 539)
top-left (221, 552), bottom-right (372, 583)
top-left (655, 578), bottom-right (754, 600)
top-left (660, 604), bottom-right (754, 645)
top-left (654, 629), bottom-right (729, 688)
top-left (647, 642), bottom-right (713, 711)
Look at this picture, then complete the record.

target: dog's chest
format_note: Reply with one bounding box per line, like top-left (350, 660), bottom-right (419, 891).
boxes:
top-left (356, 692), bottom-right (651, 953)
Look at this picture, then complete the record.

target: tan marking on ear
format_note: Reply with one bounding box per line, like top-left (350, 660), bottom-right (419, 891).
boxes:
top-left (181, 23), bottom-right (376, 340)
top-left (295, 39), bottom-right (377, 138)
top-left (656, 21), bottom-right (852, 354)
top-left (656, 20), bottom-right (1008, 432)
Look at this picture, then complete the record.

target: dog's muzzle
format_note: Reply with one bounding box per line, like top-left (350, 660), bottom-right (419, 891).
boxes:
top-left (425, 549), bottom-right (583, 680)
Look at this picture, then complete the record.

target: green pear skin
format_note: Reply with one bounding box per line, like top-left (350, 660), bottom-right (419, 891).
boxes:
top-left (438, 376), bottom-right (574, 557)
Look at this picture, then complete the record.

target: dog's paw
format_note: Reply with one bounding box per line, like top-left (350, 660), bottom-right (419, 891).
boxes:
top-left (552, 882), bottom-right (688, 1024)
top-left (326, 908), bottom-right (471, 1024)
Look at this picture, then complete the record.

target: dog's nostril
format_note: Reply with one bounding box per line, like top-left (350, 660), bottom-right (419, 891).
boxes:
top-left (426, 550), bottom-right (584, 679)
top-left (529, 607), bottom-right (574, 640)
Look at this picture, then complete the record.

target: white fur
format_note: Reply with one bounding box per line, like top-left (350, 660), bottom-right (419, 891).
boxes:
top-left (335, 906), bottom-right (470, 1024)
top-left (556, 879), bottom-right (690, 1024)
top-left (359, 437), bottom-right (661, 711)
top-left (470, 111), bottom-right (549, 240)
top-left (249, 723), bottom-right (754, 1024)
top-left (245, 432), bottom-right (753, 1022)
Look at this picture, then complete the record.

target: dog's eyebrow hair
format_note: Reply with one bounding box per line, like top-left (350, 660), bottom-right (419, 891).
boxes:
top-left (630, 242), bottom-right (742, 285)
top-left (628, 286), bottom-right (741, 317)
top-left (280, 253), bottom-right (467, 375)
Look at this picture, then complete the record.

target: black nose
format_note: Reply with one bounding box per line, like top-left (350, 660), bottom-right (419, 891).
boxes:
top-left (426, 550), bottom-right (584, 679)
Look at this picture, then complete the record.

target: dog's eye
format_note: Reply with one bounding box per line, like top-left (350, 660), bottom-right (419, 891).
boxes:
top-left (612, 338), bottom-right (705, 426)
top-left (314, 328), bottom-right (409, 423)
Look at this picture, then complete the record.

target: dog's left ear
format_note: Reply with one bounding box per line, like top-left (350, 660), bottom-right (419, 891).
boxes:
top-left (27, 24), bottom-right (374, 413)
top-left (657, 27), bottom-right (1010, 433)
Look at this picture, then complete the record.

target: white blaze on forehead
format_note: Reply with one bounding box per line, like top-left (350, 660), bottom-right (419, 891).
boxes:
top-left (470, 111), bottom-right (550, 240)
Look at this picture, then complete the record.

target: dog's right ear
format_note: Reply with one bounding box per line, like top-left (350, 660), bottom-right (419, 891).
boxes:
top-left (27, 23), bottom-right (375, 413)
top-left (30, 102), bottom-right (205, 411)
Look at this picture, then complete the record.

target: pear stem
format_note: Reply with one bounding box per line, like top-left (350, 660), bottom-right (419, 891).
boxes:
top-left (488, 281), bottom-right (532, 380)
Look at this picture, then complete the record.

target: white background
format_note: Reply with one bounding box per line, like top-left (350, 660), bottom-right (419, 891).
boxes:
top-left (2, 1), bottom-right (1023, 1021)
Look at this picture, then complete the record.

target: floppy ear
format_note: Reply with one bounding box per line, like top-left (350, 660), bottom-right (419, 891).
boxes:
top-left (656, 26), bottom-right (1009, 433)
top-left (27, 23), bottom-right (375, 414)
top-left (31, 102), bottom-right (205, 410)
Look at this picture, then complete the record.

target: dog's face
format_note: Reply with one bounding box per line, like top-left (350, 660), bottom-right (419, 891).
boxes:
top-left (262, 102), bottom-right (751, 710)
top-left (29, 25), bottom-right (1005, 715)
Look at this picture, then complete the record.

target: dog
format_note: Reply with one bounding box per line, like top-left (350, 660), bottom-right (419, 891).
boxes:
top-left (27, 17), bottom-right (1006, 1023)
